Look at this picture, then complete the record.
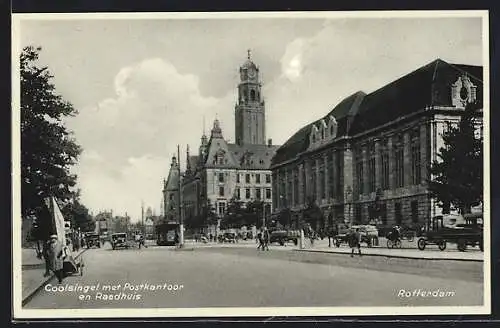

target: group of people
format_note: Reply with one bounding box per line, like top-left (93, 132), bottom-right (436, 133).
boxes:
top-left (256, 227), bottom-right (270, 251)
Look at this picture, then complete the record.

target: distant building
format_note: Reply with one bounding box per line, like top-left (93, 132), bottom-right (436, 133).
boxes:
top-left (178, 52), bottom-right (281, 232)
top-left (162, 156), bottom-right (181, 224)
top-left (270, 59), bottom-right (483, 230)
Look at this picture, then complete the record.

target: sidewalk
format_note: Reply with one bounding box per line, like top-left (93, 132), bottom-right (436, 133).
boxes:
top-left (21, 247), bottom-right (87, 305)
top-left (294, 238), bottom-right (484, 262)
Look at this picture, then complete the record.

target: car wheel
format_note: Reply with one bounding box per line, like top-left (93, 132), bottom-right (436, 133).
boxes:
top-left (417, 238), bottom-right (426, 251)
top-left (395, 240), bottom-right (402, 249)
top-left (438, 240), bottom-right (447, 251)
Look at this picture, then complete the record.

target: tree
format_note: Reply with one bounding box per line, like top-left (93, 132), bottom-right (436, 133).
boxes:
top-left (245, 200), bottom-right (265, 228)
top-left (220, 197), bottom-right (243, 229)
top-left (21, 46), bottom-right (82, 219)
top-left (429, 103), bottom-right (483, 214)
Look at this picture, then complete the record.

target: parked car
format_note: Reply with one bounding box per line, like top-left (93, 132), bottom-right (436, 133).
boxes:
top-left (417, 215), bottom-right (483, 252)
top-left (269, 230), bottom-right (299, 246)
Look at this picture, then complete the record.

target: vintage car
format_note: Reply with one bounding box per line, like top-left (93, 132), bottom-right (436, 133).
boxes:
top-left (84, 232), bottom-right (101, 249)
top-left (417, 215), bottom-right (483, 252)
top-left (269, 230), bottom-right (299, 246)
top-left (111, 232), bottom-right (132, 250)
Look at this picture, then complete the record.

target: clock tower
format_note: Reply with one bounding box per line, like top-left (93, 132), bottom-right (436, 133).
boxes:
top-left (235, 50), bottom-right (266, 145)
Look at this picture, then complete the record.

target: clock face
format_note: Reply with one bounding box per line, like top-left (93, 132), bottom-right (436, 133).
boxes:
top-left (248, 69), bottom-right (256, 78)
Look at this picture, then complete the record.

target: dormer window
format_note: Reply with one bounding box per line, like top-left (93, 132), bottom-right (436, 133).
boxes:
top-left (321, 129), bottom-right (325, 139)
top-left (330, 125), bottom-right (334, 135)
top-left (312, 134), bottom-right (316, 143)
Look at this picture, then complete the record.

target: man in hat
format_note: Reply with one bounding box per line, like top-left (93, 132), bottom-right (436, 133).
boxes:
top-left (48, 234), bottom-right (65, 284)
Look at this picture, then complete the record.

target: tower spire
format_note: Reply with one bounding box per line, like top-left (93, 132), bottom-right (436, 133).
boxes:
top-left (247, 49), bottom-right (251, 60)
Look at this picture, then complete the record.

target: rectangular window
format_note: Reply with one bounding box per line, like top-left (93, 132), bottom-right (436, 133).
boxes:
top-left (354, 203), bottom-right (362, 224)
top-left (381, 142), bottom-right (390, 190)
top-left (256, 174), bottom-right (261, 184)
top-left (411, 131), bottom-right (421, 185)
top-left (394, 138), bottom-right (404, 188)
top-left (218, 173), bottom-right (224, 183)
top-left (395, 202), bottom-right (402, 225)
top-left (319, 166), bottom-right (326, 200)
top-left (236, 174), bottom-right (240, 183)
top-left (328, 153), bottom-right (334, 199)
top-left (266, 174), bottom-right (271, 183)
top-left (245, 188), bottom-right (251, 199)
top-left (236, 188), bottom-right (240, 200)
top-left (411, 200), bottom-right (419, 223)
top-left (218, 202), bottom-right (226, 216)
top-left (256, 188), bottom-right (261, 199)
top-left (266, 188), bottom-right (271, 199)
top-left (380, 202), bottom-right (388, 225)
top-left (293, 170), bottom-right (299, 205)
top-left (335, 152), bottom-right (343, 198)
top-left (356, 150), bottom-right (364, 195)
top-left (219, 186), bottom-right (224, 197)
top-left (245, 174), bottom-right (251, 183)
top-left (368, 145), bottom-right (376, 192)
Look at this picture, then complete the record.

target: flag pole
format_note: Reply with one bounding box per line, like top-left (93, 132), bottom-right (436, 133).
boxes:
top-left (177, 144), bottom-right (184, 248)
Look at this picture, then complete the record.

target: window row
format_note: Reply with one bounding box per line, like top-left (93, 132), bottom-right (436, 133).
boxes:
top-left (353, 199), bottom-right (420, 225)
top-left (219, 187), bottom-right (272, 200)
top-left (216, 172), bottom-right (271, 184)
top-left (354, 131), bottom-right (422, 195)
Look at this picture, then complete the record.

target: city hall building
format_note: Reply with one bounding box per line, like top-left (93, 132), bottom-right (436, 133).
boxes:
top-left (164, 52), bottom-right (280, 232)
top-left (270, 59), bottom-right (483, 230)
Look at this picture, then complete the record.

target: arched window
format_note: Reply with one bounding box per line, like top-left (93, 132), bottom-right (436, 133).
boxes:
top-left (312, 133), bottom-right (316, 143)
top-left (250, 89), bottom-right (256, 101)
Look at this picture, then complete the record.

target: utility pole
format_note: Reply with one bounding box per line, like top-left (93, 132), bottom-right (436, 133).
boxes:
top-left (141, 200), bottom-right (144, 236)
top-left (177, 144), bottom-right (184, 248)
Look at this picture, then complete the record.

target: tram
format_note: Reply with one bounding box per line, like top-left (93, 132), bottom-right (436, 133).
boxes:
top-left (155, 221), bottom-right (180, 246)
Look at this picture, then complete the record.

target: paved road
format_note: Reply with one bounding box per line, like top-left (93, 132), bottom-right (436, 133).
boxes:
top-left (24, 243), bottom-right (483, 309)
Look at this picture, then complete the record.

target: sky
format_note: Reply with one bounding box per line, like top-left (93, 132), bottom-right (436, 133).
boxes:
top-left (17, 13), bottom-right (484, 222)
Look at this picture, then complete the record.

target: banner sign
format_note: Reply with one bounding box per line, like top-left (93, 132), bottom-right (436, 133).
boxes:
top-left (45, 196), bottom-right (67, 246)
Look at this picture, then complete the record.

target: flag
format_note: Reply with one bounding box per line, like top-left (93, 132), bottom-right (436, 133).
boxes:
top-left (44, 196), bottom-right (67, 246)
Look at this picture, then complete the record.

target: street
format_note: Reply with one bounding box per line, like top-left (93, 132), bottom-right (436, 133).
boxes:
top-left (24, 241), bottom-right (483, 309)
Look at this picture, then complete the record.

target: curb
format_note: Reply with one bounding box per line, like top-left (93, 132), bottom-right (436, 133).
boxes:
top-left (293, 249), bottom-right (484, 262)
top-left (22, 248), bottom-right (88, 307)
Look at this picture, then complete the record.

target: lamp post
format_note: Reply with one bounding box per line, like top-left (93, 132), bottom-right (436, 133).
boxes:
top-left (177, 145), bottom-right (184, 248)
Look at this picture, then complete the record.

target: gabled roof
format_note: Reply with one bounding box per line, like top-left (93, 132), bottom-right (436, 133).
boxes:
top-left (271, 91), bottom-right (365, 167)
top-left (164, 162), bottom-right (180, 191)
top-left (349, 59), bottom-right (483, 135)
top-left (228, 143), bottom-right (280, 170)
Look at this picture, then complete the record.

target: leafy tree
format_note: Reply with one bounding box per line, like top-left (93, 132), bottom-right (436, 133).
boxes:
top-left (429, 103), bottom-right (483, 214)
top-left (221, 197), bottom-right (251, 229)
top-left (246, 199), bottom-right (265, 228)
top-left (204, 199), bottom-right (218, 227)
top-left (21, 46), bottom-right (82, 219)
top-left (61, 189), bottom-right (95, 232)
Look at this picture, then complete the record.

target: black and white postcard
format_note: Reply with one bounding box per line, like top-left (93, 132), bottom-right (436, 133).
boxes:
top-left (11, 10), bottom-right (490, 319)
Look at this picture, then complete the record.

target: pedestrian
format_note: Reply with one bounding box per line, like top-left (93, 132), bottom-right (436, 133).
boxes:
top-left (257, 230), bottom-right (264, 250)
top-left (42, 239), bottom-right (51, 277)
top-left (263, 227), bottom-right (270, 251)
top-left (48, 234), bottom-right (65, 283)
top-left (349, 228), bottom-right (362, 257)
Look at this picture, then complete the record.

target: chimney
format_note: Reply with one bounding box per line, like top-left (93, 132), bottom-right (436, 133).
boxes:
top-left (267, 138), bottom-right (272, 147)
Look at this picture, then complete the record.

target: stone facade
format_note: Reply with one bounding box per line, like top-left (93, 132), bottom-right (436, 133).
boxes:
top-left (175, 53), bottom-right (280, 231)
top-left (270, 59), bottom-right (483, 230)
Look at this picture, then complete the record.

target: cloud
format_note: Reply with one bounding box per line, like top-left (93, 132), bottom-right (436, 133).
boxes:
top-left (67, 57), bottom-right (235, 219)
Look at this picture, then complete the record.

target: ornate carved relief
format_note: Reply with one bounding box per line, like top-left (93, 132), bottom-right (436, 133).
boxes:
top-left (451, 74), bottom-right (477, 108)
